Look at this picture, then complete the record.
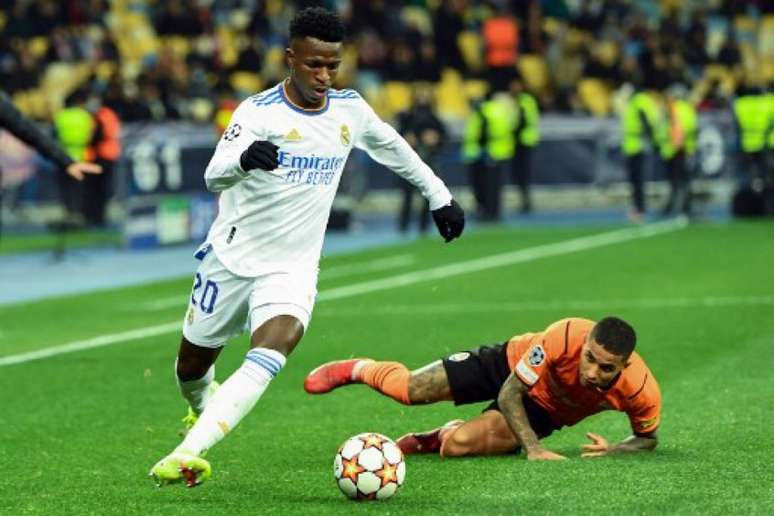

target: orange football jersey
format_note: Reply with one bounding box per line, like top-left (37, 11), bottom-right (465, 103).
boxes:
top-left (505, 318), bottom-right (661, 435)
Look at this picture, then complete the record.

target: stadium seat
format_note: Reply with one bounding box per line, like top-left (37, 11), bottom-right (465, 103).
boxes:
top-left (382, 81), bottom-right (413, 119)
top-left (594, 40), bottom-right (619, 66)
top-left (94, 61), bottom-right (117, 82)
top-left (262, 46), bottom-right (286, 81)
top-left (216, 27), bottom-right (239, 68)
top-left (189, 98), bottom-right (215, 123)
top-left (578, 78), bottom-right (612, 116)
top-left (463, 80), bottom-right (489, 102)
top-left (230, 72), bottom-right (263, 95)
top-left (400, 6), bottom-right (433, 36)
top-left (28, 37), bottom-right (50, 59)
top-left (41, 62), bottom-right (91, 102)
top-left (24, 89), bottom-right (50, 119)
top-left (11, 91), bottom-right (31, 116)
top-left (161, 36), bottom-right (191, 58)
top-left (518, 54), bottom-right (550, 93)
top-left (457, 31), bottom-right (483, 72)
top-left (435, 68), bottom-right (470, 119)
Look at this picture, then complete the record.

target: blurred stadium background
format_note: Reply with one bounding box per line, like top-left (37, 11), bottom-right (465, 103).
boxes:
top-left (2, 2), bottom-right (774, 513)
top-left (0, 0), bottom-right (772, 259)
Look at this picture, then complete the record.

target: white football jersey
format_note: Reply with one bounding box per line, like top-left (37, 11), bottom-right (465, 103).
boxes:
top-left (202, 80), bottom-right (452, 277)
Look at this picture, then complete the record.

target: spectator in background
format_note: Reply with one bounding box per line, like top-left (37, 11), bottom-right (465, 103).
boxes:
top-left (659, 84), bottom-right (698, 217)
top-left (53, 88), bottom-right (98, 223)
top-left (716, 33), bottom-right (742, 68)
top-left (510, 76), bottom-right (540, 214)
top-left (432, 0), bottom-right (466, 72)
top-left (4, 40), bottom-right (41, 94)
top-left (482, 4), bottom-right (519, 92)
top-left (395, 86), bottom-right (447, 234)
top-left (733, 83), bottom-right (772, 189)
top-left (620, 86), bottom-right (664, 223)
top-left (84, 92), bottom-right (122, 227)
top-left (234, 38), bottom-right (264, 73)
top-left (415, 40), bottom-right (442, 83)
top-left (155, 0), bottom-right (204, 36)
top-left (463, 90), bottom-right (518, 222)
top-left (463, 94), bottom-right (489, 219)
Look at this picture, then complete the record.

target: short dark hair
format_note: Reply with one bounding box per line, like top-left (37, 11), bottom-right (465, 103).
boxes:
top-left (590, 317), bottom-right (636, 358)
top-left (289, 7), bottom-right (344, 43)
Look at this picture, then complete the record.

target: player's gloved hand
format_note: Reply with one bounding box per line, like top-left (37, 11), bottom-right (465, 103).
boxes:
top-left (240, 140), bottom-right (279, 172)
top-left (431, 199), bottom-right (465, 243)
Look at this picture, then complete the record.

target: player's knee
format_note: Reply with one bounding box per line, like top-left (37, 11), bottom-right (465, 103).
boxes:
top-left (250, 315), bottom-right (304, 356)
top-left (439, 427), bottom-right (475, 457)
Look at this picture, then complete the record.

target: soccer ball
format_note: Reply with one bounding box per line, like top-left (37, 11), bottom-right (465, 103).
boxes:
top-left (333, 432), bottom-right (406, 501)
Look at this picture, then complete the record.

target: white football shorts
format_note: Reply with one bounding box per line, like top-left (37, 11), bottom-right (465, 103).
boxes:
top-left (182, 246), bottom-right (317, 348)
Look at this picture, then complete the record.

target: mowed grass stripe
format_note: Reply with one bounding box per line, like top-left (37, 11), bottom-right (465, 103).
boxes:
top-left (0, 220), bottom-right (685, 367)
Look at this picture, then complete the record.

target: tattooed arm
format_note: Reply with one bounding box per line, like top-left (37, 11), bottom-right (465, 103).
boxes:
top-left (497, 372), bottom-right (566, 460)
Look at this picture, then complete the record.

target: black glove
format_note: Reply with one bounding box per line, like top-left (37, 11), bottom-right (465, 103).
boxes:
top-left (432, 199), bottom-right (465, 243)
top-left (240, 140), bottom-right (279, 172)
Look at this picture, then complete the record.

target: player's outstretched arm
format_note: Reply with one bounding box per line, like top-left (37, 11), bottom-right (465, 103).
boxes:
top-left (581, 432), bottom-right (658, 458)
top-left (497, 373), bottom-right (567, 461)
top-left (355, 99), bottom-right (464, 241)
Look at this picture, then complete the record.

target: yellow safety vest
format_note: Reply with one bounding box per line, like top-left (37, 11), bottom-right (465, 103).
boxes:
top-left (621, 92), bottom-right (662, 157)
top-left (462, 106), bottom-right (485, 163)
top-left (660, 99), bottom-right (698, 159)
top-left (54, 107), bottom-right (95, 161)
top-left (463, 97), bottom-right (517, 162)
top-left (768, 93), bottom-right (774, 150)
top-left (516, 92), bottom-right (540, 147)
top-left (733, 95), bottom-right (769, 153)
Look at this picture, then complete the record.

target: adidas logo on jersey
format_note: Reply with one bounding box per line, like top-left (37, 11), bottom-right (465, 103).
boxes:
top-left (285, 128), bottom-right (302, 141)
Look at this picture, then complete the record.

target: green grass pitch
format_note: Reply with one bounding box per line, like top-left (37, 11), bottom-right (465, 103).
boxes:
top-left (1, 221), bottom-right (773, 514)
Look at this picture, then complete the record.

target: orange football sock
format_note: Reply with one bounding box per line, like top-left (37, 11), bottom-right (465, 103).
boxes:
top-left (358, 361), bottom-right (411, 405)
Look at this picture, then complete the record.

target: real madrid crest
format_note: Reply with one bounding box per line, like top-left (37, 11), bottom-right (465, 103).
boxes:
top-left (340, 124), bottom-right (351, 146)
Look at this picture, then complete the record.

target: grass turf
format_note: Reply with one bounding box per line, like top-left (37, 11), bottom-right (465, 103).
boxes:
top-left (0, 228), bottom-right (121, 256)
top-left (1, 221), bottom-right (772, 514)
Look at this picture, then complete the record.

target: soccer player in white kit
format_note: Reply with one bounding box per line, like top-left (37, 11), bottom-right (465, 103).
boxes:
top-left (149, 7), bottom-right (465, 487)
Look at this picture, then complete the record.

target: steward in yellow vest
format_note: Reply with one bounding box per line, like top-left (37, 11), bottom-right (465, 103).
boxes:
top-left (660, 85), bottom-right (698, 216)
top-left (463, 91), bottom-right (517, 221)
top-left (621, 89), bottom-right (664, 220)
top-left (510, 77), bottom-right (540, 213)
top-left (53, 89), bottom-right (96, 218)
top-left (733, 86), bottom-right (772, 187)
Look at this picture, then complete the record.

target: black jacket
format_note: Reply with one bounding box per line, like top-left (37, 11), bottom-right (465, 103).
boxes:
top-left (0, 90), bottom-right (73, 170)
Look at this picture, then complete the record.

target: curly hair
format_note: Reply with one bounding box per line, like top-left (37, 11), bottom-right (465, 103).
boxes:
top-left (590, 317), bottom-right (637, 358)
top-left (289, 7), bottom-right (345, 43)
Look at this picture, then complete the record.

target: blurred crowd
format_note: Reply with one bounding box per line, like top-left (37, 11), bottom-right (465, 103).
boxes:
top-left (1, 0), bottom-right (772, 125)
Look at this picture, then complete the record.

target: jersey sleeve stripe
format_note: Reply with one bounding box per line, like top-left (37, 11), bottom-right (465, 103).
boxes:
top-left (627, 372), bottom-right (649, 400)
top-left (564, 320), bottom-right (570, 354)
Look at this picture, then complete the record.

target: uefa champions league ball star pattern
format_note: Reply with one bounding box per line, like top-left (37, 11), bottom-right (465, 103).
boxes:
top-left (333, 433), bottom-right (406, 501)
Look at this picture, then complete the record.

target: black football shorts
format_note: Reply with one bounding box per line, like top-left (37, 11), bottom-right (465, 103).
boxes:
top-left (441, 342), bottom-right (559, 439)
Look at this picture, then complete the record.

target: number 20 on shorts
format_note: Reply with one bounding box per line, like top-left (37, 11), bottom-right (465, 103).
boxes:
top-left (191, 273), bottom-right (219, 314)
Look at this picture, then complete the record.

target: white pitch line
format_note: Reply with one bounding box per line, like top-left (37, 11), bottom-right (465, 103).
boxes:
top-left (317, 218), bottom-right (686, 302)
top-left (138, 253), bottom-right (416, 311)
top-left (315, 295), bottom-right (774, 316)
top-left (0, 322), bottom-right (182, 367)
top-left (320, 253), bottom-right (415, 279)
top-left (0, 220), bottom-right (685, 367)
